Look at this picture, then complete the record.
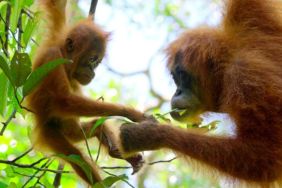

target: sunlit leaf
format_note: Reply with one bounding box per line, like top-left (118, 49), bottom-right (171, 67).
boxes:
top-left (57, 154), bottom-right (94, 184)
top-left (0, 1), bottom-right (8, 11)
top-left (0, 53), bottom-right (12, 83)
top-left (0, 181), bottom-right (8, 188)
top-left (89, 117), bottom-right (107, 137)
top-left (23, 12), bottom-right (39, 47)
top-left (10, 0), bottom-right (22, 32)
top-left (178, 109), bottom-right (187, 116)
top-left (155, 113), bottom-right (171, 122)
top-left (202, 120), bottom-right (220, 130)
top-left (93, 174), bottom-right (128, 188)
top-left (10, 52), bottom-right (32, 87)
top-left (7, 182), bottom-right (17, 188)
top-left (0, 73), bottom-right (9, 116)
top-left (104, 0), bottom-right (113, 5)
top-left (24, 0), bottom-right (34, 6)
top-left (22, 58), bottom-right (70, 96)
top-left (8, 83), bottom-right (21, 110)
top-left (5, 166), bottom-right (15, 178)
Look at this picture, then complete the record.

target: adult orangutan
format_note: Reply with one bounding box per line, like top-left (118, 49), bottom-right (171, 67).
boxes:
top-left (114, 0), bottom-right (282, 186)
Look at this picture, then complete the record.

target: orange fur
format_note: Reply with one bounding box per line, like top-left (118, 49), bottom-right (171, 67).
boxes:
top-left (27, 0), bottom-right (146, 185)
top-left (119, 0), bottom-right (282, 186)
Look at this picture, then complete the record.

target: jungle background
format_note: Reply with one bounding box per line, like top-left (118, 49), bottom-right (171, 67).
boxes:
top-left (0, 0), bottom-right (227, 187)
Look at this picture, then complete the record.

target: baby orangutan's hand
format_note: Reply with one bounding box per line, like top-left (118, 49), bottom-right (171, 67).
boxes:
top-left (100, 120), bottom-right (145, 174)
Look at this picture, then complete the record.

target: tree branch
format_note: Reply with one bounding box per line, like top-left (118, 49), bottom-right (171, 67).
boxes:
top-left (100, 157), bottom-right (178, 170)
top-left (53, 163), bottom-right (65, 188)
top-left (89, 0), bottom-right (98, 19)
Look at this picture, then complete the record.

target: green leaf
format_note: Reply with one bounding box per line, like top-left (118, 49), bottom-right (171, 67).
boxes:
top-left (10, 52), bottom-right (32, 87)
top-left (155, 113), bottom-right (171, 122)
top-left (5, 166), bottom-right (15, 178)
top-left (178, 109), bottom-right (187, 116)
top-left (22, 58), bottom-right (70, 96)
top-left (0, 73), bottom-right (9, 116)
top-left (90, 117), bottom-right (107, 137)
top-left (10, 0), bottom-right (22, 32)
top-left (7, 182), bottom-right (17, 188)
top-left (23, 12), bottom-right (39, 47)
top-left (24, 0), bottom-right (34, 7)
top-left (0, 181), bottom-right (8, 188)
top-left (0, 53), bottom-right (12, 83)
top-left (57, 154), bottom-right (94, 184)
top-left (0, 1), bottom-right (8, 11)
top-left (93, 174), bottom-right (128, 188)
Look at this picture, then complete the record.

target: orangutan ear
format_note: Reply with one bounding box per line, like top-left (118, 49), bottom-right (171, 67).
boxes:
top-left (65, 38), bottom-right (74, 53)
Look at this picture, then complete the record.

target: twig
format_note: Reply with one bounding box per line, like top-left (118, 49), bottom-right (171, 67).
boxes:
top-left (53, 163), bottom-right (64, 188)
top-left (22, 159), bottom-right (52, 188)
top-left (12, 148), bottom-right (33, 162)
top-left (31, 167), bottom-right (70, 174)
top-left (0, 35), bottom-right (9, 56)
top-left (105, 64), bottom-right (147, 77)
top-left (4, 4), bottom-right (11, 57)
top-left (96, 126), bottom-right (103, 162)
top-left (34, 160), bottom-right (53, 187)
top-left (31, 38), bottom-right (39, 46)
top-left (0, 13), bottom-right (24, 49)
top-left (22, 9), bottom-right (33, 19)
top-left (148, 157), bottom-right (177, 165)
top-left (0, 109), bottom-right (17, 135)
top-left (89, 0), bottom-right (98, 18)
top-left (14, 88), bottom-right (34, 113)
top-left (100, 157), bottom-right (178, 170)
top-left (96, 96), bottom-right (104, 101)
top-left (13, 170), bottom-right (37, 178)
top-left (102, 169), bottom-right (135, 188)
top-left (18, 11), bottom-right (22, 51)
top-left (101, 166), bottom-right (131, 170)
top-left (0, 157), bottom-right (48, 168)
top-left (0, 156), bottom-right (69, 173)
top-left (104, 55), bottom-right (167, 112)
top-left (80, 126), bottom-right (94, 161)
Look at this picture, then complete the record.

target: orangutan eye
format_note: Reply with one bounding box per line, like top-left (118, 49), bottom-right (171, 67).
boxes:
top-left (89, 55), bottom-right (98, 63)
top-left (89, 55), bottom-right (100, 68)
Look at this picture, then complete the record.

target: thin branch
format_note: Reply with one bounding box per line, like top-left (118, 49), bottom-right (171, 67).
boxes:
top-left (17, 10), bottom-right (23, 51)
top-left (100, 157), bottom-right (178, 170)
top-left (22, 9), bottom-right (33, 19)
top-left (80, 126), bottom-right (94, 161)
top-left (0, 109), bottom-right (17, 135)
top-left (0, 157), bottom-right (48, 168)
top-left (95, 126), bottom-right (103, 162)
top-left (13, 170), bottom-right (37, 178)
top-left (102, 169), bottom-right (135, 188)
top-left (104, 55), bottom-right (167, 112)
top-left (14, 88), bottom-right (35, 113)
top-left (12, 148), bottom-right (33, 162)
top-left (0, 35), bottom-right (9, 56)
top-left (89, 0), bottom-right (98, 18)
top-left (31, 38), bottom-right (39, 46)
top-left (148, 157), bottom-right (177, 165)
top-left (0, 156), bottom-right (69, 173)
top-left (34, 160), bottom-right (53, 187)
top-left (101, 166), bottom-right (131, 170)
top-left (53, 163), bottom-right (64, 188)
top-left (22, 159), bottom-right (52, 188)
top-left (4, 4), bottom-right (11, 57)
top-left (31, 167), bottom-right (70, 174)
top-left (0, 13), bottom-right (24, 49)
top-left (105, 64), bottom-right (147, 77)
